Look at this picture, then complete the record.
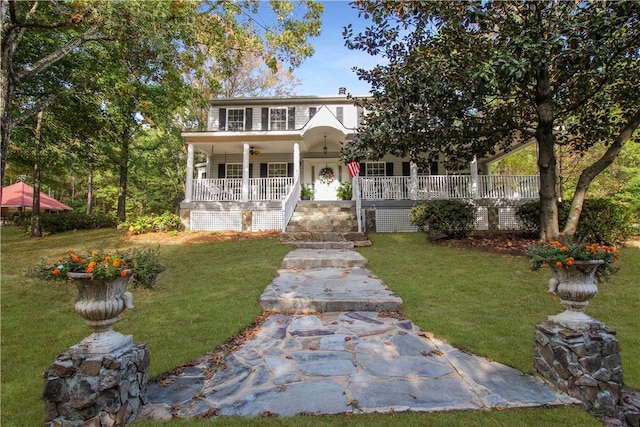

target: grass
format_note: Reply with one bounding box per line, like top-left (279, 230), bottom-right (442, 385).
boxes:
top-left (360, 233), bottom-right (640, 387)
top-left (2, 227), bottom-right (637, 426)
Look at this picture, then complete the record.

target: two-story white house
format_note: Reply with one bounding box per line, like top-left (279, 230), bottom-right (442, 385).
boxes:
top-left (180, 89), bottom-right (538, 233)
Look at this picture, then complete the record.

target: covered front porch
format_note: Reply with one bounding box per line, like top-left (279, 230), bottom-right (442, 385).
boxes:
top-left (180, 141), bottom-right (539, 232)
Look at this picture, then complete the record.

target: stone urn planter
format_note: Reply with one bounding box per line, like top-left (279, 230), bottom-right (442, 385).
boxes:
top-left (547, 260), bottom-right (604, 330)
top-left (67, 270), bottom-right (134, 354)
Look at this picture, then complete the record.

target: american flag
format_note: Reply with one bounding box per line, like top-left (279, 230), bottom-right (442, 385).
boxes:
top-left (347, 161), bottom-right (360, 177)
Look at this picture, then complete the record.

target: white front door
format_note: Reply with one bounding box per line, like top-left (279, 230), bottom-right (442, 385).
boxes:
top-left (304, 159), bottom-right (341, 201)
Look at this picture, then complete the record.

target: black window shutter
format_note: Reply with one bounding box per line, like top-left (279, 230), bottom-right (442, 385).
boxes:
top-left (260, 163), bottom-right (268, 178)
top-left (309, 107), bottom-right (316, 119)
top-left (249, 164), bottom-right (253, 178)
top-left (359, 162), bottom-right (366, 176)
top-left (261, 108), bottom-right (269, 130)
top-left (245, 108), bottom-right (252, 130)
top-left (219, 108), bottom-right (226, 131)
top-left (218, 164), bottom-right (226, 178)
top-left (336, 107), bottom-right (344, 124)
top-left (385, 162), bottom-right (394, 176)
top-left (287, 163), bottom-right (294, 177)
top-left (402, 162), bottom-right (410, 176)
top-left (430, 161), bottom-right (438, 175)
top-left (288, 107), bottom-right (295, 129)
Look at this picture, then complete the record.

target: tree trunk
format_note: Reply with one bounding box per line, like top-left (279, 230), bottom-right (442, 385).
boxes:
top-left (31, 110), bottom-right (44, 237)
top-left (535, 65), bottom-right (559, 241)
top-left (117, 131), bottom-right (129, 222)
top-left (1, 5), bottom-right (14, 190)
top-left (86, 168), bottom-right (93, 214)
top-left (563, 109), bottom-right (640, 239)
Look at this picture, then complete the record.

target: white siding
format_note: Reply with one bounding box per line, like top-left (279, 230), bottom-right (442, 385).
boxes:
top-left (208, 102), bottom-right (361, 131)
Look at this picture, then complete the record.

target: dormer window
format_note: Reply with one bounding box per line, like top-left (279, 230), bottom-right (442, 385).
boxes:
top-left (227, 109), bottom-right (245, 131)
top-left (270, 108), bottom-right (287, 130)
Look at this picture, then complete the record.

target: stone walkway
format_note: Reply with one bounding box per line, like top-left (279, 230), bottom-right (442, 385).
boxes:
top-left (138, 247), bottom-right (577, 420)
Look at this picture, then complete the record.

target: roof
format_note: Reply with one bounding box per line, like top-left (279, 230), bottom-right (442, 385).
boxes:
top-left (209, 94), bottom-right (369, 107)
top-left (1, 182), bottom-right (73, 211)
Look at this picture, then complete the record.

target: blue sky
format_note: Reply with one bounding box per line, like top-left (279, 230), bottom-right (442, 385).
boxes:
top-left (293, 1), bottom-right (379, 96)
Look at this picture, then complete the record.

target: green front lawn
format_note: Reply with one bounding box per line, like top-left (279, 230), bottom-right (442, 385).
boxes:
top-left (3, 227), bottom-right (637, 426)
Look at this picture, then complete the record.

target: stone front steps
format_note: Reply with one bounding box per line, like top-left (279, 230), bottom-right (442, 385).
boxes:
top-left (280, 201), bottom-right (370, 246)
top-left (268, 201), bottom-right (384, 312)
top-left (280, 249), bottom-right (368, 269)
top-left (259, 266), bottom-right (403, 313)
top-left (260, 247), bottom-right (402, 313)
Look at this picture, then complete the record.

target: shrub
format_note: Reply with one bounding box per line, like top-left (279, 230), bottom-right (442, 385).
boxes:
top-left (408, 203), bottom-right (430, 232)
top-left (337, 181), bottom-right (352, 200)
top-left (300, 184), bottom-right (313, 199)
top-left (515, 200), bottom-right (541, 234)
top-left (128, 247), bottom-right (166, 289)
top-left (569, 199), bottom-right (633, 244)
top-left (123, 211), bottom-right (183, 235)
top-left (515, 199), bottom-right (633, 243)
top-left (17, 211), bottom-right (117, 234)
top-left (409, 200), bottom-right (476, 238)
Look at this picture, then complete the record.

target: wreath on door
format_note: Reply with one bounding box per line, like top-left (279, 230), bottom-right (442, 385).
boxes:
top-left (318, 167), bottom-right (335, 185)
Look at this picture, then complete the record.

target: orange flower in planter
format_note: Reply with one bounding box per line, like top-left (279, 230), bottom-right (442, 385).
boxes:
top-left (28, 248), bottom-right (165, 290)
top-left (529, 241), bottom-right (618, 283)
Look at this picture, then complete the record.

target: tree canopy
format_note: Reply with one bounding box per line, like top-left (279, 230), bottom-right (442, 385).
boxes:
top-left (1, 0), bottom-right (322, 221)
top-left (344, 0), bottom-right (640, 240)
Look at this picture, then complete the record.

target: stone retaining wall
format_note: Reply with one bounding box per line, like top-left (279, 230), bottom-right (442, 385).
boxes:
top-left (534, 321), bottom-right (640, 426)
top-left (43, 343), bottom-right (149, 427)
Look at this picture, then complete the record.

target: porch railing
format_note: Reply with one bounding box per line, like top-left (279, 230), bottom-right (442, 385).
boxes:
top-left (190, 177), bottom-right (294, 202)
top-left (282, 179), bottom-right (300, 231)
top-left (357, 175), bottom-right (539, 201)
top-left (477, 175), bottom-right (539, 199)
top-left (190, 175), bottom-right (538, 202)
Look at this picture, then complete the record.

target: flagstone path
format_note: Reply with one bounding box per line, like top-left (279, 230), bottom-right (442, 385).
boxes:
top-left (137, 246), bottom-right (578, 420)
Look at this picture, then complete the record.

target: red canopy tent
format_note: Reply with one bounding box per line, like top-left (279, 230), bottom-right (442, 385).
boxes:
top-left (1, 182), bottom-right (73, 216)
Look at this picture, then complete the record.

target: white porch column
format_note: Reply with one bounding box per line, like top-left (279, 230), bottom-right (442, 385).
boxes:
top-left (185, 144), bottom-right (194, 202)
top-left (293, 143), bottom-right (300, 181)
top-left (470, 156), bottom-right (479, 199)
top-left (409, 161), bottom-right (418, 200)
top-left (242, 143), bottom-right (250, 201)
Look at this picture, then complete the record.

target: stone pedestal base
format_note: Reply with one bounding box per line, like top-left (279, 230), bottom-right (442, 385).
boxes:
top-left (534, 321), bottom-right (623, 417)
top-left (43, 343), bottom-right (149, 427)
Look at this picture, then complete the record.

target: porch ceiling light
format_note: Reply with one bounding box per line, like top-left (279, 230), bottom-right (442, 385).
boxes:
top-left (323, 136), bottom-right (328, 156)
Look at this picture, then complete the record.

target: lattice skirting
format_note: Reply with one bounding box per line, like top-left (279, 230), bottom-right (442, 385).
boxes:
top-left (374, 209), bottom-right (419, 232)
top-left (498, 207), bottom-right (522, 230)
top-left (373, 207), bottom-right (524, 233)
top-left (476, 207), bottom-right (489, 231)
top-left (190, 211), bottom-right (242, 232)
top-left (252, 210), bottom-right (283, 231)
top-left (190, 210), bottom-right (283, 232)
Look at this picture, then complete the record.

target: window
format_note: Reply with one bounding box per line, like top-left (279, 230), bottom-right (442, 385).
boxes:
top-left (226, 163), bottom-right (242, 178)
top-left (270, 108), bottom-right (287, 130)
top-left (227, 109), bottom-right (244, 131)
top-left (268, 162), bottom-right (287, 177)
top-left (365, 162), bottom-right (386, 177)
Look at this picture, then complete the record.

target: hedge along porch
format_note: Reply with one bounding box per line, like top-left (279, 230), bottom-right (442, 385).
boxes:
top-left (179, 93), bottom-right (539, 233)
